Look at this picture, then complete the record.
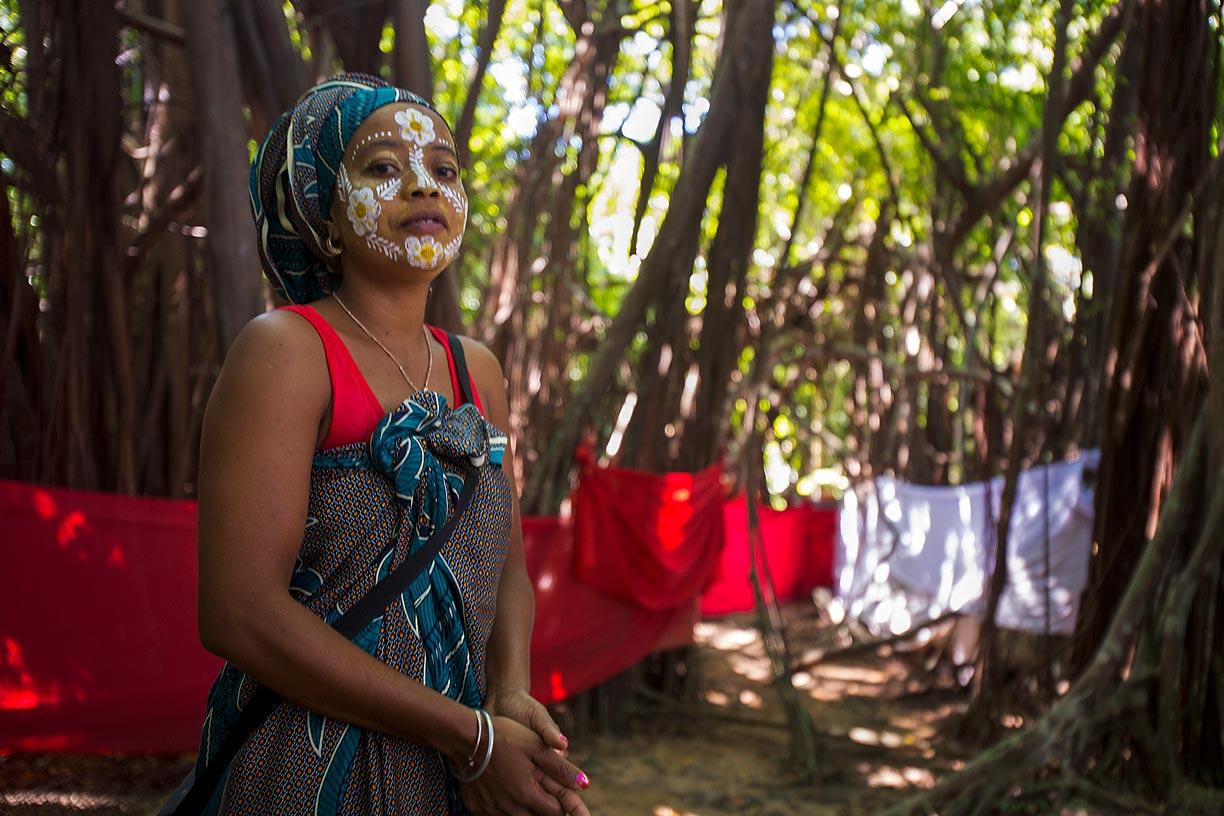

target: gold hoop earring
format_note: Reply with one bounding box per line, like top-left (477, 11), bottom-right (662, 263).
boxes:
top-left (321, 235), bottom-right (343, 258)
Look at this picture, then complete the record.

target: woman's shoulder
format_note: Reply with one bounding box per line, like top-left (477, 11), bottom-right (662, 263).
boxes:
top-left (215, 308), bottom-right (331, 400)
top-left (231, 308), bottom-right (327, 361)
top-left (446, 335), bottom-right (501, 391)
top-left (450, 334), bottom-right (498, 368)
top-left (442, 334), bottom-right (511, 428)
top-left (201, 308), bottom-right (332, 459)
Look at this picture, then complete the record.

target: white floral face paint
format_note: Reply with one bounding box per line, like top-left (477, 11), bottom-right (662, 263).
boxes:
top-left (401, 137), bottom-right (468, 269)
top-left (404, 236), bottom-right (442, 268)
top-left (338, 163), bottom-right (380, 232)
top-left (338, 105), bottom-right (468, 268)
top-left (346, 188), bottom-right (380, 237)
top-left (339, 152), bottom-right (401, 259)
top-left (395, 109), bottom-right (436, 146)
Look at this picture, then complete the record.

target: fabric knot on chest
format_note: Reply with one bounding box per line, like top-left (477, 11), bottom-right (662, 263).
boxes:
top-left (368, 391), bottom-right (504, 535)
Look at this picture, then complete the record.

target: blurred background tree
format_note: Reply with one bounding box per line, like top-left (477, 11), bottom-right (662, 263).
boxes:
top-left (1, 0), bottom-right (1221, 812)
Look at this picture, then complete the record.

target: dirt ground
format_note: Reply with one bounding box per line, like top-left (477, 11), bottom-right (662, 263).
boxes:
top-left (0, 607), bottom-right (977, 815)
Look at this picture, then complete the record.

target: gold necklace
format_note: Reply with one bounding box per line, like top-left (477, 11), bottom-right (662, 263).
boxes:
top-left (332, 292), bottom-right (433, 393)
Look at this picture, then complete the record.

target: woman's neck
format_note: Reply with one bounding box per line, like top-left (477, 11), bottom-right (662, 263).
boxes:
top-left (333, 277), bottom-right (427, 326)
top-left (327, 280), bottom-right (432, 366)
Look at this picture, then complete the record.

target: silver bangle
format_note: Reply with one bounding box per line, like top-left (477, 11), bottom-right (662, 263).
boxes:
top-left (453, 710), bottom-right (495, 783)
top-left (463, 708), bottom-right (483, 770)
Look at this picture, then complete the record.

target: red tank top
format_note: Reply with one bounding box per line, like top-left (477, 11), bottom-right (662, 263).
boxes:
top-left (280, 305), bottom-right (483, 449)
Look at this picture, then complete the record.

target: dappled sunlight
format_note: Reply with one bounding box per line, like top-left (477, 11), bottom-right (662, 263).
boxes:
top-left (861, 763), bottom-right (937, 789)
top-left (726, 653), bottom-right (772, 683)
top-left (848, 726), bottom-right (913, 748)
top-left (693, 621), bottom-right (761, 652)
top-left (887, 705), bottom-right (959, 740)
top-left (737, 689), bottom-right (763, 709)
top-left (1, 790), bottom-right (124, 809)
top-left (809, 663), bottom-right (893, 685)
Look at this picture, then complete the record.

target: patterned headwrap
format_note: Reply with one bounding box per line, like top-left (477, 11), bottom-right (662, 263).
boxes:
top-left (249, 73), bottom-right (434, 304)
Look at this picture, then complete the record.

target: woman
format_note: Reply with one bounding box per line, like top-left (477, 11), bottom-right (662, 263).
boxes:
top-left (179, 74), bottom-right (590, 815)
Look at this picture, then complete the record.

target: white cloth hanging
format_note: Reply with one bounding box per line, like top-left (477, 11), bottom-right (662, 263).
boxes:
top-left (835, 451), bottom-right (1099, 635)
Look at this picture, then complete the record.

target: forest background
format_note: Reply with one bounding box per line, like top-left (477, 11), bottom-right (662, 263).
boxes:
top-left (2, 0), bottom-right (1223, 814)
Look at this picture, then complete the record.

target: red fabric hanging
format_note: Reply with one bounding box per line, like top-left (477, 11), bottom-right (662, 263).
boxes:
top-left (571, 449), bottom-right (727, 611)
top-left (0, 476), bottom-right (833, 753)
top-left (0, 480), bottom-right (221, 754)
top-left (701, 498), bottom-right (837, 616)
top-left (523, 517), bottom-right (697, 705)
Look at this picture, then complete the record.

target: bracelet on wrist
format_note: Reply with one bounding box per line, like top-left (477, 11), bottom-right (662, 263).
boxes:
top-left (463, 707), bottom-right (483, 769)
top-left (453, 709), bottom-right (495, 783)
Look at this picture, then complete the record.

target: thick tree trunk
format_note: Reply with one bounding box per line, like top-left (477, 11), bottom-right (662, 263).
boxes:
top-left (628, 0), bottom-right (696, 258)
top-left (477, 3), bottom-right (625, 498)
top-left (676, 0), bottom-right (776, 472)
top-left (1074, 0), bottom-right (1214, 670)
top-left (968, 0), bottom-right (1073, 725)
top-left (231, 0), bottom-right (306, 136)
top-left (306, 0), bottom-right (387, 73)
top-left (452, 0), bottom-right (507, 160)
top-left (61, 0), bottom-right (136, 492)
top-left (183, 0), bottom-right (264, 352)
top-left (392, 0), bottom-right (433, 101)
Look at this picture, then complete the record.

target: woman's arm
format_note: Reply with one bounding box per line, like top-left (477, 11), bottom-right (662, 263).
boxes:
top-left (197, 311), bottom-right (476, 753)
top-left (196, 313), bottom-right (577, 814)
top-left (462, 339), bottom-right (591, 814)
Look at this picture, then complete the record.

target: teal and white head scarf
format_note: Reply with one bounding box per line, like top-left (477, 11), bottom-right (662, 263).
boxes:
top-left (249, 73), bottom-right (433, 304)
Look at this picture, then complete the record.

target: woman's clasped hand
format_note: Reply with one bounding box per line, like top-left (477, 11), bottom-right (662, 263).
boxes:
top-left (454, 711), bottom-right (591, 816)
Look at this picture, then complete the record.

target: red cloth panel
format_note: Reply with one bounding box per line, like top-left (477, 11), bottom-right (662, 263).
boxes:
top-left (701, 499), bottom-right (837, 617)
top-left (571, 451), bottom-right (726, 611)
top-left (0, 479), bottom-right (222, 754)
top-left (0, 477), bottom-right (832, 753)
top-left (523, 517), bottom-right (697, 705)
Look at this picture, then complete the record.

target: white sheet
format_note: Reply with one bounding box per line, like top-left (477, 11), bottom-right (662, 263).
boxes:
top-left (835, 452), bottom-right (1098, 636)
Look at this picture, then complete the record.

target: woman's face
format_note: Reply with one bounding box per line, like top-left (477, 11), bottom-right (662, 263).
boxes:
top-left (330, 103), bottom-right (467, 275)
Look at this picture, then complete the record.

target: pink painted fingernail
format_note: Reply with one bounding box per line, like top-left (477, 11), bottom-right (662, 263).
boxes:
top-left (576, 772), bottom-right (589, 789)
top-left (559, 733), bottom-right (569, 746)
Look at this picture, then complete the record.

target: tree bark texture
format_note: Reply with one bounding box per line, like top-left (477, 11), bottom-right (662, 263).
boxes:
top-left (183, 0), bottom-right (264, 353)
top-left (1074, 0), bottom-right (1215, 670)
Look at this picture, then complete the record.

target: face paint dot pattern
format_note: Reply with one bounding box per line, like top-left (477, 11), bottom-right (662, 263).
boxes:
top-left (350, 129), bottom-right (394, 155)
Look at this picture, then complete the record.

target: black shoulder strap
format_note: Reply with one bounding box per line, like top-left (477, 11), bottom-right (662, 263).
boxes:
top-left (333, 472), bottom-right (478, 639)
top-left (445, 333), bottom-right (477, 408)
top-left (169, 471), bottom-right (479, 815)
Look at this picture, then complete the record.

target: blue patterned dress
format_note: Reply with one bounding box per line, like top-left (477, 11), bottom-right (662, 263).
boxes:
top-left (192, 392), bottom-right (511, 814)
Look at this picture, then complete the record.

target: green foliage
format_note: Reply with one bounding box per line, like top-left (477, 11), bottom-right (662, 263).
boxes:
top-left (0, 0), bottom-right (1148, 499)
